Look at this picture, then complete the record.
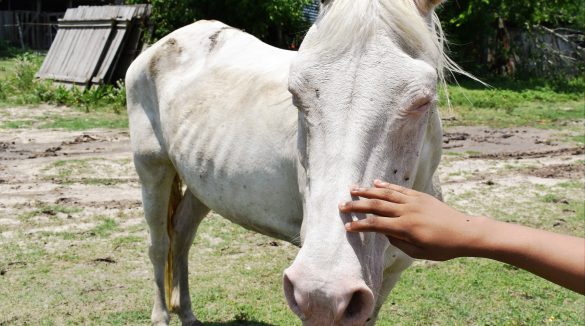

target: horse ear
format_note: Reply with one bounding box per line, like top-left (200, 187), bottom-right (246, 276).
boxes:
top-left (414, 0), bottom-right (445, 16)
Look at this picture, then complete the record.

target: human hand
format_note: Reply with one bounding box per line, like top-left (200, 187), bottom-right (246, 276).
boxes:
top-left (339, 180), bottom-right (486, 261)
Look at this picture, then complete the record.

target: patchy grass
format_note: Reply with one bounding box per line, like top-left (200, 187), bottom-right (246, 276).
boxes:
top-left (16, 203), bottom-right (83, 221)
top-left (41, 158), bottom-right (135, 185)
top-left (0, 113), bottom-right (128, 130)
top-left (386, 258), bottom-right (584, 325)
top-left (93, 217), bottom-right (118, 237)
top-left (2, 205), bottom-right (583, 325)
top-left (441, 78), bottom-right (585, 128)
top-left (0, 51), bottom-right (583, 325)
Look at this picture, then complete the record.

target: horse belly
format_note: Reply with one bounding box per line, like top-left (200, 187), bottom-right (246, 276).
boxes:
top-left (165, 89), bottom-right (302, 243)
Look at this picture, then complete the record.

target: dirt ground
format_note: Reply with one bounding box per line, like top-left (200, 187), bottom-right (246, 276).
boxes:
top-left (1, 109), bottom-right (582, 235)
top-left (0, 105), bottom-right (583, 325)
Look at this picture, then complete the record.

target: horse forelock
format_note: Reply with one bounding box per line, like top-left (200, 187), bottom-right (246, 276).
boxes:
top-left (311, 0), bottom-right (441, 61)
top-left (307, 0), bottom-right (479, 109)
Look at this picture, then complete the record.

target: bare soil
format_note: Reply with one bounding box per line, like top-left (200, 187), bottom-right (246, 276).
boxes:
top-left (0, 106), bottom-right (583, 237)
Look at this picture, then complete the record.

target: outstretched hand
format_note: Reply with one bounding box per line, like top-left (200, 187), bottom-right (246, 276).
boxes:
top-left (339, 180), bottom-right (585, 294)
top-left (339, 180), bottom-right (484, 261)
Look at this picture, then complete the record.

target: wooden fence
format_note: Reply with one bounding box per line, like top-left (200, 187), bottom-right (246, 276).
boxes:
top-left (0, 10), bottom-right (63, 50)
top-left (36, 5), bottom-right (150, 87)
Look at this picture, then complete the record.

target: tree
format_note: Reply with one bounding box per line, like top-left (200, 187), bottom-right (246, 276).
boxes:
top-left (125, 0), bottom-right (312, 48)
top-left (438, 0), bottom-right (584, 77)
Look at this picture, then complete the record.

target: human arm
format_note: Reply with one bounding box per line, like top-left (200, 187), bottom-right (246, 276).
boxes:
top-left (339, 180), bottom-right (585, 294)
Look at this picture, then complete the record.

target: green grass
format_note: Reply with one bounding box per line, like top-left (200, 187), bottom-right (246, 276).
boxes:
top-left (0, 52), bottom-right (126, 114)
top-left (441, 78), bottom-right (585, 128)
top-left (92, 217), bottom-right (118, 237)
top-left (40, 115), bottom-right (128, 130)
top-left (0, 114), bottom-right (128, 130)
top-left (41, 159), bottom-right (135, 185)
top-left (16, 203), bottom-right (83, 221)
top-left (0, 48), bottom-right (583, 326)
top-left (385, 259), bottom-right (583, 325)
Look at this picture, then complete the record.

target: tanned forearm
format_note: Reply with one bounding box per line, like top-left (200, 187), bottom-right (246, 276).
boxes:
top-left (473, 218), bottom-right (585, 295)
top-left (341, 180), bottom-right (585, 294)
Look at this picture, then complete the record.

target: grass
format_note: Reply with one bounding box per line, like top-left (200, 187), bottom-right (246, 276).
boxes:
top-left (17, 203), bottom-right (83, 221)
top-left (0, 114), bottom-right (128, 130)
top-left (1, 50), bottom-right (585, 132)
top-left (0, 48), bottom-right (583, 325)
top-left (441, 77), bottom-right (585, 128)
top-left (1, 208), bottom-right (583, 325)
top-left (0, 52), bottom-right (126, 114)
top-left (41, 159), bottom-right (136, 185)
top-left (93, 217), bottom-right (118, 237)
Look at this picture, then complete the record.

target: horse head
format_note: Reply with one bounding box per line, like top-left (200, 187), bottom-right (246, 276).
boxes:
top-left (284, 0), bottom-right (446, 324)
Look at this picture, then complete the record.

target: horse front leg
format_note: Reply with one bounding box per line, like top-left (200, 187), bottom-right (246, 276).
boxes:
top-left (368, 248), bottom-right (413, 325)
top-left (169, 189), bottom-right (210, 326)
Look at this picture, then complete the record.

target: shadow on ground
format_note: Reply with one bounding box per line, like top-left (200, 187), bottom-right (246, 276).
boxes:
top-left (203, 321), bottom-right (277, 326)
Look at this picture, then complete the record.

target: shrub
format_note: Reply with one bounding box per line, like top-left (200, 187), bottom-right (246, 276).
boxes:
top-left (0, 52), bottom-right (127, 113)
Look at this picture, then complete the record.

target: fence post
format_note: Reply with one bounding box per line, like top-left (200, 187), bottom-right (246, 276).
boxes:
top-left (15, 13), bottom-right (25, 49)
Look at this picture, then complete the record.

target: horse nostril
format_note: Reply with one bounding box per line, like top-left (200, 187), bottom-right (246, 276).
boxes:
top-left (345, 289), bottom-right (366, 318)
top-left (340, 287), bottom-right (374, 325)
top-left (283, 272), bottom-right (304, 319)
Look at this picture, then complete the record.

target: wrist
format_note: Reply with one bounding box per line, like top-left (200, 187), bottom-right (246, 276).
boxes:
top-left (458, 215), bottom-right (497, 258)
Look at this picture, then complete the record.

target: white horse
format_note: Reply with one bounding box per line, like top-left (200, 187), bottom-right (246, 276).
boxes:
top-left (126, 0), bottom-right (451, 325)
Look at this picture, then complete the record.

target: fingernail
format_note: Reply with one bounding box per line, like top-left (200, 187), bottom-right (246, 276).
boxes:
top-left (350, 185), bottom-right (359, 191)
top-left (375, 180), bottom-right (390, 186)
top-left (344, 222), bottom-right (352, 230)
top-left (339, 201), bottom-right (347, 208)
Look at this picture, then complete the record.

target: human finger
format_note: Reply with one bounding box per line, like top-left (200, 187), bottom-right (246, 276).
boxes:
top-left (339, 199), bottom-right (401, 217)
top-left (373, 180), bottom-right (418, 196)
top-left (350, 186), bottom-right (408, 204)
top-left (344, 215), bottom-right (404, 236)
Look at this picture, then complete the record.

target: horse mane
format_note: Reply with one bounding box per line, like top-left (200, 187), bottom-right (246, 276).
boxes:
top-left (306, 0), bottom-right (478, 100)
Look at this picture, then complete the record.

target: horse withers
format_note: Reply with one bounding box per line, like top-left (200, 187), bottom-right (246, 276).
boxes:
top-left (126, 0), bottom-right (448, 325)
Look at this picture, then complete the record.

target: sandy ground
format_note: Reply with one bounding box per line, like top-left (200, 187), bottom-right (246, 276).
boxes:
top-left (0, 106), bottom-right (583, 238)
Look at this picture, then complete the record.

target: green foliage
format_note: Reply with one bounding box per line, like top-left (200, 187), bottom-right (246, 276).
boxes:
top-left (125, 0), bottom-right (312, 48)
top-left (441, 0), bottom-right (584, 30)
top-left (0, 39), bottom-right (25, 58)
top-left (0, 53), bottom-right (126, 113)
top-left (438, 0), bottom-right (584, 77)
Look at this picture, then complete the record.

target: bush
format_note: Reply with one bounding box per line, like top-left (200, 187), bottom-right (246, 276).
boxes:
top-left (125, 0), bottom-right (312, 48)
top-left (0, 52), bottom-right (126, 113)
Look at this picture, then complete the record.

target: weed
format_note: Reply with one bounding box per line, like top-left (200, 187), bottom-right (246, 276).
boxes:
top-left (0, 53), bottom-right (126, 114)
top-left (541, 193), bottom-right (561, 203)
top-left (93, 217), bottom-right (118, 237)
top-left (16, 203), bottom-right (82, 220)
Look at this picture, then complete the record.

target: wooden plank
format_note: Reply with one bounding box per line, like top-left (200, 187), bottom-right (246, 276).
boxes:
top-left (37, 5), bottom-right (151, 87)
top-left (37, 22), bottom-right (115, 87)
top-left (92, 19), bottom-right (131, 84)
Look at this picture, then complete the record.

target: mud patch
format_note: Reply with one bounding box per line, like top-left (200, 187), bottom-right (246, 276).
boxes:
top-left (443, 126), bottom-right (581, 155)
top-left (468, 147), bottom-right (584, 160)
top-left (523, 163), bottom-right (585, 179)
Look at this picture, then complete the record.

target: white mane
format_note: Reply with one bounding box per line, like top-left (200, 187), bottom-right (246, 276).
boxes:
top-left (307, 0), bottom-right (475, 94)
